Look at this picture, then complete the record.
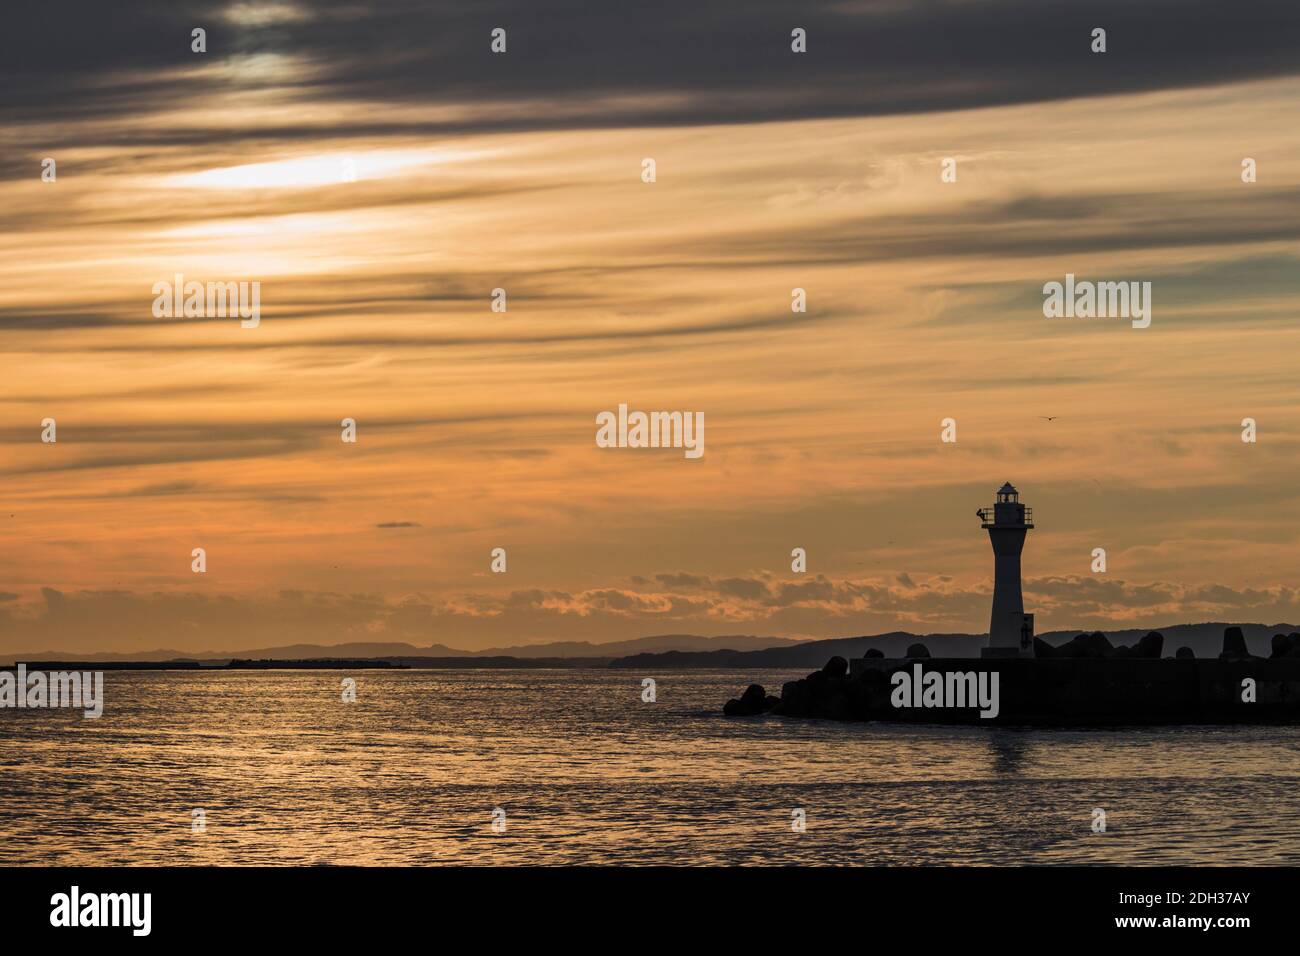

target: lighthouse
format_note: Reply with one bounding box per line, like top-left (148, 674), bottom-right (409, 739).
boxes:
top-left (977, 482), bottom-right (1035, 658)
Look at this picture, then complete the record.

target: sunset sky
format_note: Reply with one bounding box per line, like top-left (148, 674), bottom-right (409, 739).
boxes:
top-left (3, 1), bottom-right (1300, 653)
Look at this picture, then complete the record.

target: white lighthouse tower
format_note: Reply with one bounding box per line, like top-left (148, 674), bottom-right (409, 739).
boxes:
top-left (977, 482), bottom-right (1035, 658)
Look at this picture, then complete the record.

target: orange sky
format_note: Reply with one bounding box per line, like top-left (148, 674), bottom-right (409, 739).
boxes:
top-left (3, 42), bottom-right (1300, 651)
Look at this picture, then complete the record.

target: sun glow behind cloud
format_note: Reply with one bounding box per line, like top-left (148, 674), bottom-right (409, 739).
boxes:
top-left (165, 149), bottom-right (484, 189)
top-left (220, 2), bottom-right (311, 27)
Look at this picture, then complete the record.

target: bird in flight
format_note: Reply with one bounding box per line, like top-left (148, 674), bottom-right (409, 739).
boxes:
top-left (1040, 416), bottom-right (1059, 422)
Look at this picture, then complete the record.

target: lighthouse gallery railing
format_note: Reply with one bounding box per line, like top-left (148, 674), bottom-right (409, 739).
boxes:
top-left (977, 506), bottom-right (1033, 527)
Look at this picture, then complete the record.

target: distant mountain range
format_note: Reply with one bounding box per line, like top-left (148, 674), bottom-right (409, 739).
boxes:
top-left (608, 632), bottom-right (985, 668)
top-left (1, 633), bottom-right (796, 664)
top-left (6, 623), bottom-right (1293, 667)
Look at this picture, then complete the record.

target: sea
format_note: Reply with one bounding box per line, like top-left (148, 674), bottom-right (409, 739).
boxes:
top-left (2, 668), bottom-right (1298, 865)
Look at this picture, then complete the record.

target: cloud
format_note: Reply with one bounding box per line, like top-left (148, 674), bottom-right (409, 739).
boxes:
top-left (699, 187), bottom-right (1300, 268)
top-left (7, 572), bottom-right (1300, 654)
top-left (6, 0), bottom-right (1299, 137)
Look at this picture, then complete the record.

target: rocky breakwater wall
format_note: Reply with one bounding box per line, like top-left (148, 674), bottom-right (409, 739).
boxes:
top-left (722, 628), bottom-right (1300, 725)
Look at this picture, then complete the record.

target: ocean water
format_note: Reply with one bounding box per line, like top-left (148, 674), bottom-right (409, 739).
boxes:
top-left (2, 668), bottom-right (1298, 866)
